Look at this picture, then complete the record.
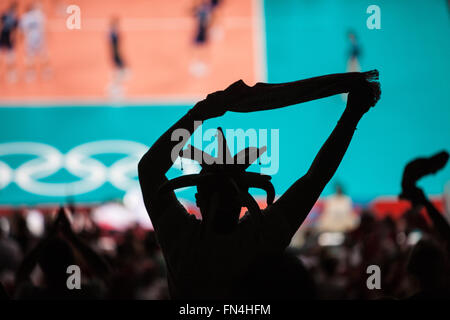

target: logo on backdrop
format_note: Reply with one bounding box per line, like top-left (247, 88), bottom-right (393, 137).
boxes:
top-left (0, 125), bottom-right (278, 198)
top-left (0, 140), bottom-right (149, 197)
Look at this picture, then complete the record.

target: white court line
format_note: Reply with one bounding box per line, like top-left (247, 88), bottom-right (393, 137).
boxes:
top-left (0, 95), bottom-right (204, 107)
top-left (49, 17), bottom-right (252, 31)
top-left (253, 0), bottom-right (268, 82)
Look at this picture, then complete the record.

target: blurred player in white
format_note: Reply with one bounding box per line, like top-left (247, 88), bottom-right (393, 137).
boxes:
top-left (445, 181), bottom-right (450, 222)
top-left (20, 2), bottom-right (51, 82)
top-left (318, 184), bottom-right (358, 233)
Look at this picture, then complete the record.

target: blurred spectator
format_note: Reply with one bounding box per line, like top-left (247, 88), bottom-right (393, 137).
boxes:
top-left (318, 184), bottom-right (358, 232)
top-left (20, 1), bottom-right (51, 82)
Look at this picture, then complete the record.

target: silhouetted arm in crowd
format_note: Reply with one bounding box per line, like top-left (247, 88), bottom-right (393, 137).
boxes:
top-left (269, 81), bottom-right (380, 235)
top-left (16, 208), bottom-right (111, 285)
top-left (407, 187), bottom-right (450, 251)
top-left (15, 242), bottom-right (45, 284)
top-left (15, 211), bottom-right (63, 284)
top-left (400, 151), bottom-right (450, 251)
top-left (59, 208), bottom-right (111, 277)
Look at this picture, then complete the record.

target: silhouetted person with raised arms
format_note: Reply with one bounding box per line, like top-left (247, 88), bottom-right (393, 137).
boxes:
top-left (15, 207), bottom-right (111, 299)
top-left (400, 151), bottom-right (450, 299)
top-left (138, 70), bottom-right (381, 299)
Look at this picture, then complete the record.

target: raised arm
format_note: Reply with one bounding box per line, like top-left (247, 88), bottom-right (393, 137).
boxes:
top-left (422, 194), bottom-right (450, 249)
top-left (399, 151), bottom-right (450, 250)
top-left (138, 71), bottom-right (378, 223)
top-left (15, 234), bottom-right (52, 285)
top-left (15, 210), bottom-right (64, 285)
top-left (138, 92), bottom-right (229, 222)
top-left (59, 208), bottom-right (111, 278)
top-left (406, 187), bottom-right (450, 253)
top-left (269, 79), bottom-right (381, 235)
top-left (228, 70), bottom-right (377, 113)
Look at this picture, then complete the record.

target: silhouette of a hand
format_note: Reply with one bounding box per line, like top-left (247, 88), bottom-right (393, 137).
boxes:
top-left (59, 208), bottom-right (73, 237)
top-left (191, 91), bottom-right (228, 120)
top-left (399, 151), bottom-right (449, 206)
top-left (191, 80), bottom-right (250, 120)
top-left (347, 79), bottom-right (381, 116)
top-left (50, 206), bottom-right (74, 239)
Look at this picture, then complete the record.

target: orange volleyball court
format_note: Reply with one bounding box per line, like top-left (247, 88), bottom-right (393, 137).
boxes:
top-left (0, 0), bottom-right (266, 104)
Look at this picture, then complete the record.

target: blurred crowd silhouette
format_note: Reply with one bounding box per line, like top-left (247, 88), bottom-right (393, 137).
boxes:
top-left (0, 207), bottom-right (169, 299)
top-left (0, 192), bottom-right (449, 300)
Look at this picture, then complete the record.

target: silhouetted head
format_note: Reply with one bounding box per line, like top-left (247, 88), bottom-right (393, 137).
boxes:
top-left (159, 127), bottom-right (275, 234)
top-left (407, 239), bottom-right (447, 291)
top-left (319, 249), bottom-right (339, 277)
top-left (110, 16), bottom-right (120, 30)
top-left (359, 209), bottom-right (376, 232)
top-left (195, 173), bottom-right (247, 233)
top-left (25, 1), bottom-right (38, 13)
top-left (348, 30), bottom-right (357, 42)
top-left (8, 2), bottom-right (18, 12)
top-left (334, 183), bottom-right (344, 196)
top-left (38, 237), bottom-right (76, 287)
